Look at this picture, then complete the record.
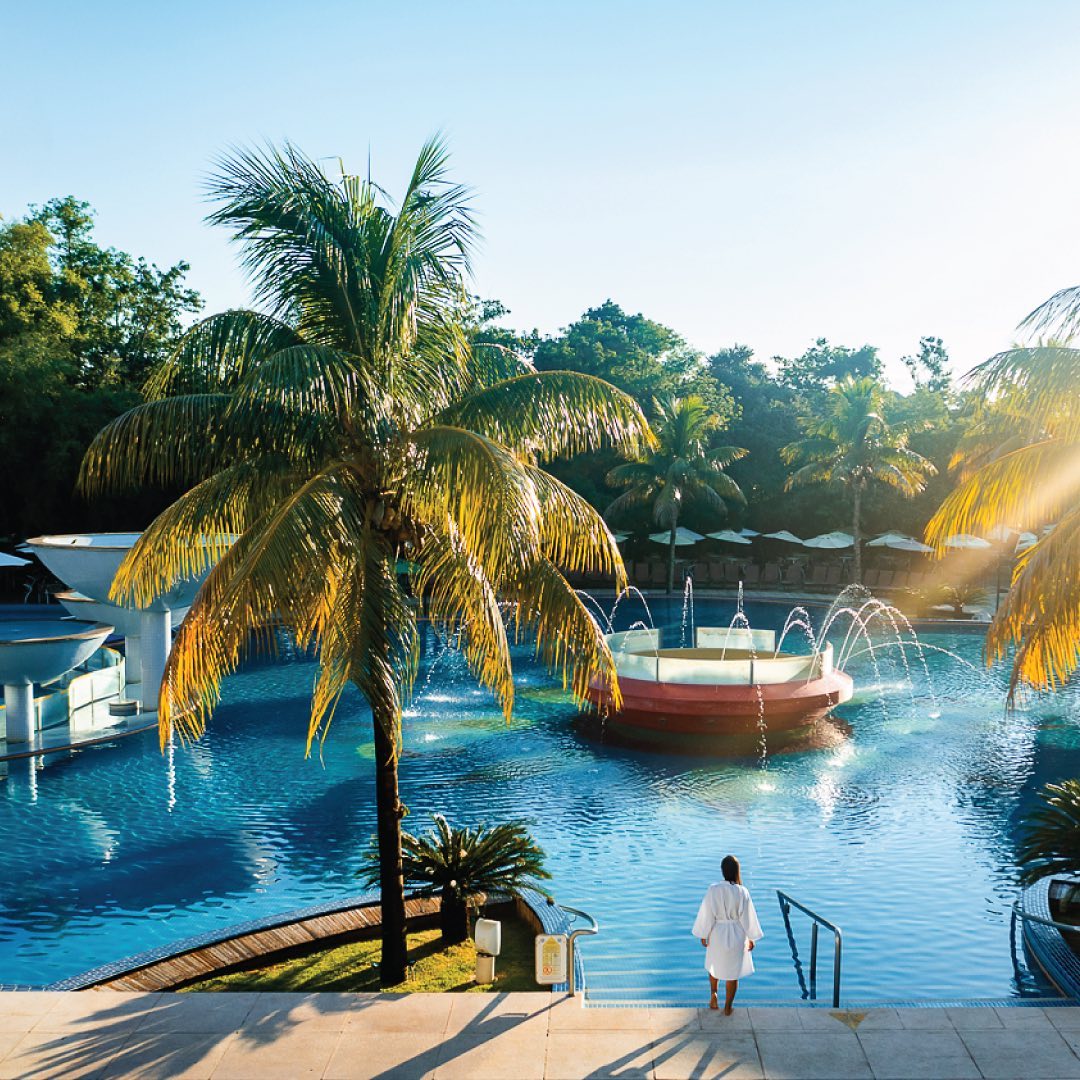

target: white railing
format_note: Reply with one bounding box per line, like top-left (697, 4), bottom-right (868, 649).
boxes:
top-left (608, 629), bottom-right (832, 687)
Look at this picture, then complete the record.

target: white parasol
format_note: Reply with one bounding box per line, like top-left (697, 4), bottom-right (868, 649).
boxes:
top-left (708, 529), bottom-right (753, 545)
top-left (943, 533), bottom-right (992, 550)
top-left (803, 531), bottom-right (855, 549)
top-left (762, 530), bottom-right (804, 544)
top-left (649, 527), bottom-right (705, 546)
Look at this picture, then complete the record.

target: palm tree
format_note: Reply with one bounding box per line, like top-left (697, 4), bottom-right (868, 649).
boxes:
top-left (1018, 780), bottom-right (1080, 884)
top-left (77, 139), bottom-right (650, 985)
top-left (605, 395), bottom-right (746, 593)
top-left (782, 376), bottom-right (935, 583)
top-left (926, 290), bottom-right (1080, 696)
top-left (363, 814), bottom-right (550, 945)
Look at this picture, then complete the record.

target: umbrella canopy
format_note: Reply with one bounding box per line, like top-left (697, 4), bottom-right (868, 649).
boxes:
top-left (762, 530), bottom-right (804, 544)
top-left (803, 531), bottom-right (855, 549)
top-left (738, 528), bottom-right (760, 538)
top-left (944, 533), bottom-right (992, 550)
top-left (1015, 531), bottom-right (1039, 552)
top-left (866, 532), bottom-right (909, 548)
top-left (611, 531), bottom-right (631, 543)
top-left (649, 527), bottom-right (704, 547)
top-left (883, 537), bottom-right (933, 553)
top-left (707, 529), bottom-right (752, 545)
top-left (0, 552), bottom-right (29, 568)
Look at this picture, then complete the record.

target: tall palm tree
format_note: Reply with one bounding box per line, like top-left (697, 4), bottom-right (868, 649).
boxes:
top-left (605, 394), bottom-right (746, 593)
top-left (927, 287), bottom-right (1080, 696)
top-left (782, 376), bottom-right (935, 583)
top-left (77, 139), bottom-right (650, 985)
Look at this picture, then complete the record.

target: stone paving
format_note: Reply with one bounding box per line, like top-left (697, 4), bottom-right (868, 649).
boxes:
top-left (1, 992), bottom-right (1080, 1079)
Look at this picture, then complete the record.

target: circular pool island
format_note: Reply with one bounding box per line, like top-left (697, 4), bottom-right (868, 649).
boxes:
top-left (586, 626), bottom-right (853, 752)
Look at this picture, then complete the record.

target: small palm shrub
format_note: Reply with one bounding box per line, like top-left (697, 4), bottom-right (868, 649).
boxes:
top-left (363, 815), bottom-right (550, 944)
top-left (1018, 780), bottom-right (1080, 885)
top-left (934, 583), bottom-right (989, 616)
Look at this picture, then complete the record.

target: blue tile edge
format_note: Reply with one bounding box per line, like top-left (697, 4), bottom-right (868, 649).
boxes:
top-left (1020, 876), bottom-right (1080, 1001)
top-left (514, 886), bottom-right (586, 995)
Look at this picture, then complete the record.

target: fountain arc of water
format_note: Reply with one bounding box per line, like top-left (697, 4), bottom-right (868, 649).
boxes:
top-left (607, 586), bottom-right (656, 632)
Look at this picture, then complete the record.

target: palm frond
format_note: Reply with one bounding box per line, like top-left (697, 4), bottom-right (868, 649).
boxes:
top-left (78, 395), bottom-right (233, 497)
top-left (987, 507), bottom-right (1080, 696)
top-left (508, 557), bottom-right (620, 707)
top-left (1019, 287), bottom-right (1080, 339)
top-left (1018, 780), bottom-right (1080, 884)
top-left (926, 440), bottom-right (1080, 548)
top-left (965, 346), bottom-right (1080, 443)
top-left (412, 521), bottom-right (514, 720)
top-left (109, 460), bottom-right (300, 607)
top-left (145, 309), bottom-right (300, 399)
top-left (527, 467), bottom-right (627, 586)
top-left (707, 445), bottom-right (749, 468)
top-left (405, 425), bottom-right (542, 582)
top-left (437, 371), bottom-right (653, 461)
top-left (156, 466), bottom-right (370, 746)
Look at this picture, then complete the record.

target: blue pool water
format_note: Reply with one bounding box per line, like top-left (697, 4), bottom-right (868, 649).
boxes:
top-left (0, 596), bottom-right (1073, 1002)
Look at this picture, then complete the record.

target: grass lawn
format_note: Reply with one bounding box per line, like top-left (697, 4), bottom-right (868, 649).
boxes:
top-left (183, 915), bottom-right (541, 993)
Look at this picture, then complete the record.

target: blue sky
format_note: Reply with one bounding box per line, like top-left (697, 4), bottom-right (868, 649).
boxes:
top-left (5, 1), bottom-right (1080, 384)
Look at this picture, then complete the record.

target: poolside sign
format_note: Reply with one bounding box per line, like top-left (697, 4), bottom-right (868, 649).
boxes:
top-left (535, 933), bottom-right (568, 984)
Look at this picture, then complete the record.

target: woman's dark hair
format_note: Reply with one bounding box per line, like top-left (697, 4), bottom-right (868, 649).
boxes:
top-left (721, 855), bottom-right (741, 884)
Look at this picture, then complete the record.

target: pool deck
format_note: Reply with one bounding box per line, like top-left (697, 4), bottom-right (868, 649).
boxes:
top-left (2, 993), bottom-right (1080, 1079)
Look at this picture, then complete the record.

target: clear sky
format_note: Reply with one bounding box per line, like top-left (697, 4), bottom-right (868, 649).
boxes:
top-left (5, 0), bottom-right (1080, 385)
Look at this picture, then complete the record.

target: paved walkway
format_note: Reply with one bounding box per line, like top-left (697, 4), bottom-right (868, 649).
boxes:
top-left (1, 992), bottom-right (1079, 1079)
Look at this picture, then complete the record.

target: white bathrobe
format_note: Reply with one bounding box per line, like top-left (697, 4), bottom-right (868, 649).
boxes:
top-left (692, 881), bottom-right (764, 980)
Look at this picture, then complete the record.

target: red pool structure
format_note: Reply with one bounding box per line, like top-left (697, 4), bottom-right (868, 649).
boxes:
top-left (585, 627), bottom-right (854, 753)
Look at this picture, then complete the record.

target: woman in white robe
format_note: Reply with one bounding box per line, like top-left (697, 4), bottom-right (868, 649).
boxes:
top-left (692, 854), bottom-right (763, 1013)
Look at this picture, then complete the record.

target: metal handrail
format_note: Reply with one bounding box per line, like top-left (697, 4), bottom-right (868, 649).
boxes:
top-left (557, 903), bottom-right (599, 996)
top-left (777, 890), bottom-right (843, 1007)
top-left (1012, 900), bottom-right (1080, 936)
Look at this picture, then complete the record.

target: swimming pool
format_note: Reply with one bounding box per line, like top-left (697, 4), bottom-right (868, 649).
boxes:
top-left (0, 596), bottom-right (1071, 1002)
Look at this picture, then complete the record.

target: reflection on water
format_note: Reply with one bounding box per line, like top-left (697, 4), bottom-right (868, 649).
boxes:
top-left (0, 597), bottom-right (1073, 1000)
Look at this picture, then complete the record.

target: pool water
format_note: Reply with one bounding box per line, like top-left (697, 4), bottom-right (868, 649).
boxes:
top-left (0, 596), bottom-right (1073, 1002)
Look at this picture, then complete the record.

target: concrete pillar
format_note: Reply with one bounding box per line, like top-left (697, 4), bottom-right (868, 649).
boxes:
top-left (138, 609), bottom-right (171, 711)
top-left (125, 634), bottom-right (142, 685)
top-left (3, 683), bottom-right (36, 743)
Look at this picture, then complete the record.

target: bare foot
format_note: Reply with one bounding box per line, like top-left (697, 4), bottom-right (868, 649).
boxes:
top-left (723, 1006), bottom-right (733, 1016)
top-left (709, 995), bottom-right (719, 1010)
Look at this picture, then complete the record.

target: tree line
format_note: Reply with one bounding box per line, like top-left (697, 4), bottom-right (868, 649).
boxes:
top-left (0, 197), bottom-right (971, 552)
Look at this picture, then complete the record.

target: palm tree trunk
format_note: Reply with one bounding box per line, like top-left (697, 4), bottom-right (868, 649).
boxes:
top-left (666, 513), bottom-right (679, 595)
top-left (852, 484), bottom-right (863, 585)
top-left (440, 886), bottom-right (470, 945)
top-left (372, 702), bottom-right (408, 987)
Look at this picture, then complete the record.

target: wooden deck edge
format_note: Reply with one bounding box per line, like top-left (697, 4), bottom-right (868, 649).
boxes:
top-left (91, 896), bottom-right (449, 991)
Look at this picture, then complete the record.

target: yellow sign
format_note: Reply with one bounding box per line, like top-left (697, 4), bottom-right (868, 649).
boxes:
top-left (535, 933), bottom-right (568, 984)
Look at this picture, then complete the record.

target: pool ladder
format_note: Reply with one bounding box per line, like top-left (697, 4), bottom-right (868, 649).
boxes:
top-left (777, 890), bottom-right (843, 1007)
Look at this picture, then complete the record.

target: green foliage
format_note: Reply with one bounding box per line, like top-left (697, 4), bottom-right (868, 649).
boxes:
top-left (183, 920), bottom-right (539, 993)
top-left (0, 198), bottom-right (201, 542)
top-left (783, 376), bottom-right (936, 579)
top-left (707, 345), bottom-right (801, 525)
top-left (775, 338), bottom-right (882, 397)
top-left (902, 336), bottom-right (951, 394)
top-left (82, 139), bottom-right (645, 983)
top-left (931, 582), bottom-right (989, 615)
top-left (27, 198), bottom-right (202, 387)
top-left (1018, 780), bottom-right (1080, 885)
top-left (607, 394), bottom-right (746, 591)
top-left (362, 814), bottom-right (550, 944)
top-left (534, 300), bottom-right (731, 417)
